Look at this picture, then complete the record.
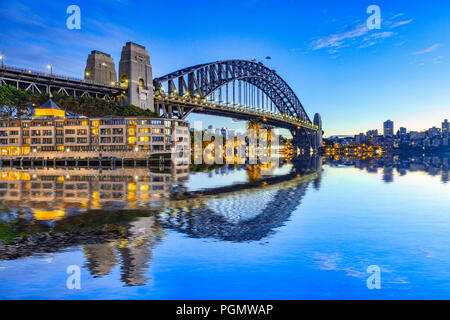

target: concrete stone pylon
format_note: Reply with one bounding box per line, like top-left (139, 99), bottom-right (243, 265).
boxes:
top-left (84, 50), bottom-right (117, 86)
top-left (119, 42), bottom-right (154, 111)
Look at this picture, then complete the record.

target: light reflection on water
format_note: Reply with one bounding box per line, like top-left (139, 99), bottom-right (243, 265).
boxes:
top-left (0, 154), bottom-right (448, 299)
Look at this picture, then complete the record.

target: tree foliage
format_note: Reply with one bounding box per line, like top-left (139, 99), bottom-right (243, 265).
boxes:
top-left (0, 85), bottom-right (159, 118)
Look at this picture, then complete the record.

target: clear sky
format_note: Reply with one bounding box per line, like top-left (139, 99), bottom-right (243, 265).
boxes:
top-left (0, 0), bottom-right (449, 136)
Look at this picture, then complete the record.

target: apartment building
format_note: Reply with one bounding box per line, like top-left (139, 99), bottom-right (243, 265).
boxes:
top-left (0, 100), bottom-right (190, 158)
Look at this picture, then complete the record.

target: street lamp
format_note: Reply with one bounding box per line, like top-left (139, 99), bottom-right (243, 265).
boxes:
top-left (47, 64), bottom-right (53, 75)
top-left (0, 55), bottom-right (4, 68)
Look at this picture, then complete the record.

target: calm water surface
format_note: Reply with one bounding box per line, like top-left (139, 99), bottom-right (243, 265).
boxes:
top-left (0, 155), bottom-right (449, 299)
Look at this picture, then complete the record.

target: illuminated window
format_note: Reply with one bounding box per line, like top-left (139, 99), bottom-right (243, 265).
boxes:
top-left (128, 137), bottom-right (136, 144)
top-left (128, 128), bottom-right (135, 135)
top-left (139, 136), bottom-right (149, 142)
top-left (120, 75), bottom-right (129, 88)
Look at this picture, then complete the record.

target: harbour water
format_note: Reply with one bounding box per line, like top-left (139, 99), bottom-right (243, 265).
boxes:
top-left (0, 155), bottom-right (449, 299)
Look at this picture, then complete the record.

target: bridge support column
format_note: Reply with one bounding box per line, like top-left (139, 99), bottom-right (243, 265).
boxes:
top-left (119, 42), bottom-right (154, 111)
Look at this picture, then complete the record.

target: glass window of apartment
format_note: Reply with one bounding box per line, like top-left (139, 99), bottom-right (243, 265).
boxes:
top-left (152, 120), bottom-right (164, 126)
top-left (65, 137), bottom-right (75, 143)
top-left (152, 145), bottom-right (164, 151)
top-left (100, 128), bottom-right (111, 135)
top-left (31, 130), bottom-right (41, 136)
top-left (65, 129), bottom-right (75, 135)
top-left (152, 128), bottom-right (164, 134)
top-left (152, 136), bottom-right (164, 142)
top-left (22, 122), bottom-right (30, 128)
top-left (9, 131), bottom-right (19, 136)
top-left (77, 129), bottom-right (87, 135)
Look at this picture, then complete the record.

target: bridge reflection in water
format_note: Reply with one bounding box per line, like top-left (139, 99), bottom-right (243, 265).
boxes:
top-left (0, 157), bottom-right (323, 286)
top-left (1, 154), bottom-right (447, 287)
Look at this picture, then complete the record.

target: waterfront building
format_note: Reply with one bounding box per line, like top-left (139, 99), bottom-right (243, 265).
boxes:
top-left (428, 127), bottom-right (441, 138)
top-left (367, 130), bottom-right (378, 139)
top-left (0, 100), bottom-right (190, 159)
top-left (355, 133), bottom-right (367, 144)
top-left (383, 120), bottom-right (394, 137)
top-left (399, 127), bottom-right (407, 136)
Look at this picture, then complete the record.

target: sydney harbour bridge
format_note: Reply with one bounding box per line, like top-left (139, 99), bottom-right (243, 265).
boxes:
top-left (0, 41), bottom-right (323, 151)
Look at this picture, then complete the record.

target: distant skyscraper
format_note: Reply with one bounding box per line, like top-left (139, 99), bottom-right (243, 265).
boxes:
top-left (442, 119), bottom-right (449, 136)
top-left (399, 127), bottom-right (407, 136)
top-left (383, 120), bottom-right (394, 137)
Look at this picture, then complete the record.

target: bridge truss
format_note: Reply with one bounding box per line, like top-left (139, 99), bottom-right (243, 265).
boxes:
top-left (0, 65), bottom-right (124, 100)
top-left (153, 60), bottom-right (315, 125)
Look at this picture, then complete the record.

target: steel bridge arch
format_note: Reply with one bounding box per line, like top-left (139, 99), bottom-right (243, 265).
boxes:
top-left (153, 60), bottom-right (312, 123)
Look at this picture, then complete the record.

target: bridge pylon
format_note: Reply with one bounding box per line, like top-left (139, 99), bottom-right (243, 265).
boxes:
top-left (119, 42), bottom-right (154, 111)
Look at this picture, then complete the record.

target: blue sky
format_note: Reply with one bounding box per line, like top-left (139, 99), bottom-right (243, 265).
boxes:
top-left (0, 0), bottom-right (449, 136)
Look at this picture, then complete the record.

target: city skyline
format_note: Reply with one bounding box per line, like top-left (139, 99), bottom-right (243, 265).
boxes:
top-left (0, 0), bottom-right (449, 136)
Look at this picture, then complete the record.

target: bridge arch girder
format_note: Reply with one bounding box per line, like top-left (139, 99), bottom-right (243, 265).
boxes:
top-left (154, 60), bottom-right (312, 123)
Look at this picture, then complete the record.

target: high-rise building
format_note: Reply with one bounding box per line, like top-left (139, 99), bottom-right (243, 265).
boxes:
top-left (399, 127), bottom-right (407, 136)
top-left (442, 119), bottom-right (449, 136)
top-left (84, 50), bottom-right (117, 86)
top-left (383, 120), bottom-right (394, 137)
